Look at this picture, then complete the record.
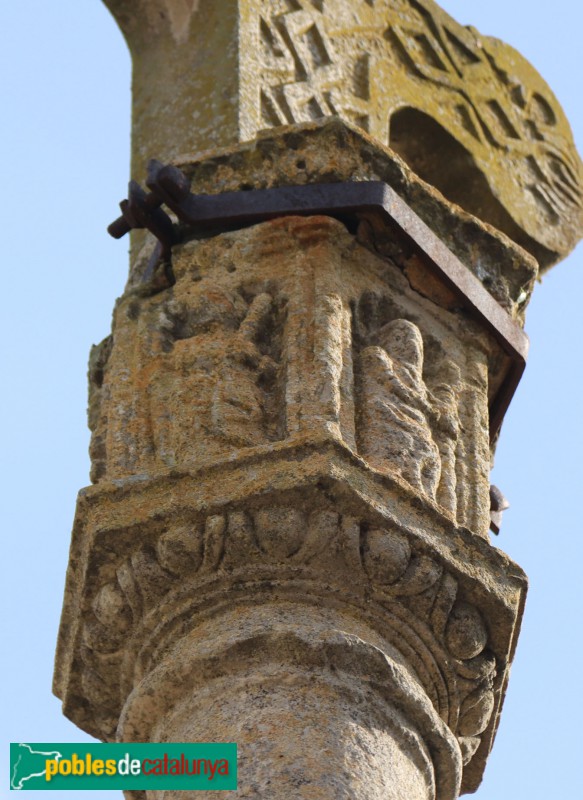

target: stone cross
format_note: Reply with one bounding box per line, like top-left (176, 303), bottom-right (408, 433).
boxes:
top-left (104, 0), bottom-right (582, 268)
top-left (54, 1), bottom-right (583, 798)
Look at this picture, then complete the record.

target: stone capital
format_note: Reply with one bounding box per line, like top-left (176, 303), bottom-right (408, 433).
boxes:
top-left (55, 124), bottom-right (532, 796)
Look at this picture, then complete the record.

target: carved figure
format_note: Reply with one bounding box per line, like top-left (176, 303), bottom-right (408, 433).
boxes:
top-left (211, 292), bottom-right (278, 446)
top-left (150, 290), bottom-right (277, 467)
top-left (431, 359), bottom-right (462, 517)
top-left (358, 318), bottom-right (441, 498)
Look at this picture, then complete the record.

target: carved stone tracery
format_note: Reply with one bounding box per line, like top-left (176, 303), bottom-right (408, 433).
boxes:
top-left (252, 0), bottom-right (582, 263)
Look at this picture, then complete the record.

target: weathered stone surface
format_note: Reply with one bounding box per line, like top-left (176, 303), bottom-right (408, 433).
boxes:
top-left (90, 215), bottom-right (503, 534)
top-left (55, 441), bottom-right (525, 795)
top-left (128, 119), bottom-right (538, 325)
top-left (103, 0), bottom-right (583, 267)
top-left (124, 607), bottom-right (463, 799)
top-left (56, 197), bottom-right (528, 795)
top-left (54, 2), bottom-right (578, 796)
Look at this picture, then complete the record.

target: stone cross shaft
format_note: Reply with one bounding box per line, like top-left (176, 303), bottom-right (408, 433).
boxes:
top-left (54, 2), bottom-right (582, 799)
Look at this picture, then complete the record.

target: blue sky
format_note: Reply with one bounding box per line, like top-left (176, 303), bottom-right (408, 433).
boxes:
top-left (2, 1), bottom-right (582, 798)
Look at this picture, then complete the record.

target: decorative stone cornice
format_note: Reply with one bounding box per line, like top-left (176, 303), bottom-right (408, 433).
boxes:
top-left (55, 440), bottom-right (525, 794)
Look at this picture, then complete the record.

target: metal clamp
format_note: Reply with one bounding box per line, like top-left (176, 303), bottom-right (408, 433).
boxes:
top-left (109, 161), bottom-right (529, 440)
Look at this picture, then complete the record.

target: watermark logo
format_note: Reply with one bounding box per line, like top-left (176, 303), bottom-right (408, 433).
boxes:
top-left (9, 743), bottom-right (237, 791)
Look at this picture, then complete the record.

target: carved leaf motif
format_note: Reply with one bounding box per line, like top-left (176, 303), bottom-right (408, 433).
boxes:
top-left (130, 548), bottom-right (173, 610)
top-left (445, 602), bottom-right (488, 661)
top-left (357, 319), bottom-right (441, 501)
top-left (254, 507), bottom-right (308, 559)
top-left (157, 525), bottom-right (204, 575)
top-left (224, 511), bottom-right (260, 566)
top-left (92, 582), bottom-right (132, 632)
top-left (387, 553), bottom-right (442, 596)
top-left (458, 735), bottom-right (481, 766)
top-left (458, 686), bottom-right (495, 737)
top-left (361, 527), bottom-right (411, 585)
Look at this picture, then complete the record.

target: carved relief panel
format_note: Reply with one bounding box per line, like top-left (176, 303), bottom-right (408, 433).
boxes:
top-left (89, 242), bottom-right (287, 479)
top-left (149, 288), bottom-right (283, 466)
top-left (89, 213), bottom-right (494, 537)
top-left (351, 283), bottom-right (491, 536)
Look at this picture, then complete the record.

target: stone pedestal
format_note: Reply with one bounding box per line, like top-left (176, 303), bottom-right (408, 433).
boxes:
top-left (55, 1), bottom-right (583, 798)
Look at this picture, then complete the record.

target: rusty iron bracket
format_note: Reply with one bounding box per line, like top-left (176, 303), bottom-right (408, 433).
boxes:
top-left (109, 161), bottom-right (529, 441)
top-left (109, 176), bottom-right (176, 259)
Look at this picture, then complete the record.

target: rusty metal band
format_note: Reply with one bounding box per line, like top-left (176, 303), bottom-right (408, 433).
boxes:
top-left (109, 166), bottom-right (529, 440)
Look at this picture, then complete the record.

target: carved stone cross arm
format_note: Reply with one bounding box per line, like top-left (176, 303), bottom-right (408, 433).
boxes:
top-left (104, 0), bottom-right (583, 269)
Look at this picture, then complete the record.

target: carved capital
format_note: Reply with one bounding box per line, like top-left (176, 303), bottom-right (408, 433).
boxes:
top-left (56, 144), bottom-right (530, 792)
top-left (55, 446), bottom-right (525, 794)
